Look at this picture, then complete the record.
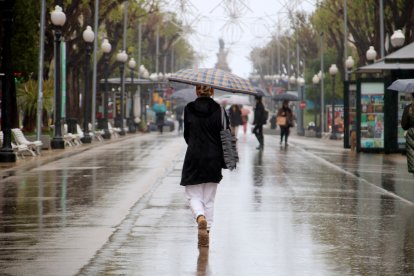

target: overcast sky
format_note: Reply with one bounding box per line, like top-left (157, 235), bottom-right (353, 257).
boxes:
top-left (164, 0), bottom-right (315, 78)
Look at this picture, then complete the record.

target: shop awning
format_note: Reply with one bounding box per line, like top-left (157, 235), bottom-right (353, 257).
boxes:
top-left (357, 42), bottom-right (414, 73)
top-left (357, 60), bottom-right (414, 73)
top-left (385, 42), bottom-right (414, 63)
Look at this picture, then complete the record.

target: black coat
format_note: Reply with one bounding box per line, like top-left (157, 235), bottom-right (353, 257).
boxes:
top-left (180, 97), bottom-right (229, 186)
top-left (228, 106), bottom-right (243, 126)
top-left (253, 101), bottom-right (265, 126)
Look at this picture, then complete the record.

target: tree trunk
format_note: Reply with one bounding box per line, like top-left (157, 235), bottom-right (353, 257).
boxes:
top-left (22, 112), bottom-right (35, 132)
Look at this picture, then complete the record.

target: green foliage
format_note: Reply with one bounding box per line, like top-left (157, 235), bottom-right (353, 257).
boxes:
top-left (16, 79), bottom-right (54, 131)
top-left (11, 0), bottom-right (40, 77)
top-left (137, 119), bottom-right (148, 132)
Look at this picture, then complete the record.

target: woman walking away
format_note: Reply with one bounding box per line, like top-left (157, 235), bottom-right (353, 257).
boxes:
top-left (277, 100), bottom-right (294, 146)
top-left (181, 85), bottom-right (229, 247)
top-left (401, 93), bottom-right (414, 174)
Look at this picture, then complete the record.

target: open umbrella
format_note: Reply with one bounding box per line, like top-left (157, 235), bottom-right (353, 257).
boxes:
top-left (273, 93), bottom-right (299, 101)
top-left (254, 87), bottom-right (269, 97)
top-left (215, 94), bottom-right (250, 105)
top-left (168, 68), bottom-right (256, 95)
top-left (388, 79), bottom-right (414, 92)
top-left (171, 88), bottom-right (197, 103)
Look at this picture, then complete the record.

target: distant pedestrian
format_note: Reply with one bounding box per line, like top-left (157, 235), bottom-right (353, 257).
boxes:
top-left (240, 106), bottom-right (250, 134)
top-left (175, 105), bottom-right (184, 133)
top-left (252, 96), bottom-right (265, 150)
top-left (180, 85), bottom-right (229, 247)
top-left (401, 93), bottom-right (414, 174)
top-left (277, 100), bottom-right (294, 146)
top-left (228, 104), bottom-right (243, 136)
top-left (152, 98), bottom-right (167, 134)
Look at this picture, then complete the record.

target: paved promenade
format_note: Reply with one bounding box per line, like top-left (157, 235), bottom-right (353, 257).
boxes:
top-left (0, 130), bottom-right (413, 275)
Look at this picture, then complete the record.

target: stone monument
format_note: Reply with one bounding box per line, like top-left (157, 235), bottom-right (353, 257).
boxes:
top-left (215, 38), bottom-right (231, 72)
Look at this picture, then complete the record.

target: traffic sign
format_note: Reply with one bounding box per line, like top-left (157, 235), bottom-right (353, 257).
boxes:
top-left (299, 101), bottom-right (306, 109)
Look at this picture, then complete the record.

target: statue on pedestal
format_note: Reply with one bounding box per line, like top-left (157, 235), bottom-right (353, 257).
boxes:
top-left (215, 38), bottom-right (231, 72)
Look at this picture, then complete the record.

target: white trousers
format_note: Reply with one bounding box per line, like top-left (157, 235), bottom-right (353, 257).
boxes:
top-left (185, 182), bottom-right (218, 230)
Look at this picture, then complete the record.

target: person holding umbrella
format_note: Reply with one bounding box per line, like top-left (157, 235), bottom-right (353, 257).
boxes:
top-left (180, 85), bottom-right (230, 247)
top-left (401, 93), bottom-right (414, 174)
top-left (388, 79), bottom-right (414, 174)
top-left (152, 97), bottom-right (167, 134)
top-left (252, 96), bottom-right (266, 150)
top-left (167, 68), bottom-right (257, 247)
top-left (277, 100), bottom-right (294, 146)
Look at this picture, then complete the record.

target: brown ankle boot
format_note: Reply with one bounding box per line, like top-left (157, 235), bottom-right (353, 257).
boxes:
top-left (197, 215), bottom-right (209, 247)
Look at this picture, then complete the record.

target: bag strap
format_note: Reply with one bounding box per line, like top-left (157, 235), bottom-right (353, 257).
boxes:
top-left (221, 107), bottom-right (227, 130)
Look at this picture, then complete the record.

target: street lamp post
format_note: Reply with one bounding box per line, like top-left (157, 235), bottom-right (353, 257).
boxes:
top-left (366, 46), bottom-right (377, 63)
top-left (312, 74), bottom-right (320, 136)
top-left (111, 88), bottom-right (116, 118)
top-left (289, 75), bottom-right (297, 87)
top-left (50, 5), bottom-right (66, 149)
top-left (345, 56), bottom-right (354, 80)
top-left (128, 57), bottom-right (137, 133)
top-left (329, 64), bottom-right (338, 140)
top-left (139, 65), bottom-right (149, 123)
top-left (390, 29), bottom-right (405, 49)
top-left (116, 50), bottom-right (128, 135)
top-left (101, 38), bottom-right (111, 139)
top-left (319, 32), bottom-right (325, 134)
top-left (0, 0), bottom-right (16, 162)
top-left (81, 25), bottom-right (95, 143)
top-left (297, 76), bottom-right (305, 136)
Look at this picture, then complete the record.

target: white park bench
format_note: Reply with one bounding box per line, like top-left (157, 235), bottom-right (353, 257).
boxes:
top-left (11, 128), bottom-right (43, 155)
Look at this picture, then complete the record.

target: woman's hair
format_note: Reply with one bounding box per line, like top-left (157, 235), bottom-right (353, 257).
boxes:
top-left (196, 85), bottom-right (214, 97)
top-left (412, 92), bottom-right (414, 98)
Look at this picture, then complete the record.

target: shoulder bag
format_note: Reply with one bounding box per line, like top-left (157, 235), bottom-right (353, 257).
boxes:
top-left (220, 107), bottom-right (239, 170)
top-left (276, 115), bottom-right (287, 126)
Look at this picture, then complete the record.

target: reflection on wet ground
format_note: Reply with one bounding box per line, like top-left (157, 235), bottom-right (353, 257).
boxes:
top-left (292, 138), bottom-right (414, 204)
top-left (0, 133), bottom-right (413, 275)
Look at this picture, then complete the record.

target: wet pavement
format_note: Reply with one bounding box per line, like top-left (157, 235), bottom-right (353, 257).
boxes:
top-left (0, 130), bottom-right (413, 275)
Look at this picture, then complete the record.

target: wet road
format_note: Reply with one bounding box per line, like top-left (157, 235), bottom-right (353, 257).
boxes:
top-left (0, 132), bottom-right (413, 275)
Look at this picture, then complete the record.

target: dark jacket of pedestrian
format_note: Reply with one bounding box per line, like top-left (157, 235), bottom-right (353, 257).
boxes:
top-left (175, 105), bottom-right (185, 132)
top-left (175, 105), bottom-right (184, 121)
top-left (180, 96), bottom-right (229, 186)
top-left (276, 103), bottom-right (294, 127)
top-left (252, 96), bottom-right (265, 149)
top-left (401, 97), bottom-right (414, 173)
top-left (253, 100), bottom-right (265, 126)
top-left (228, 104), bottom-right (243, 127)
